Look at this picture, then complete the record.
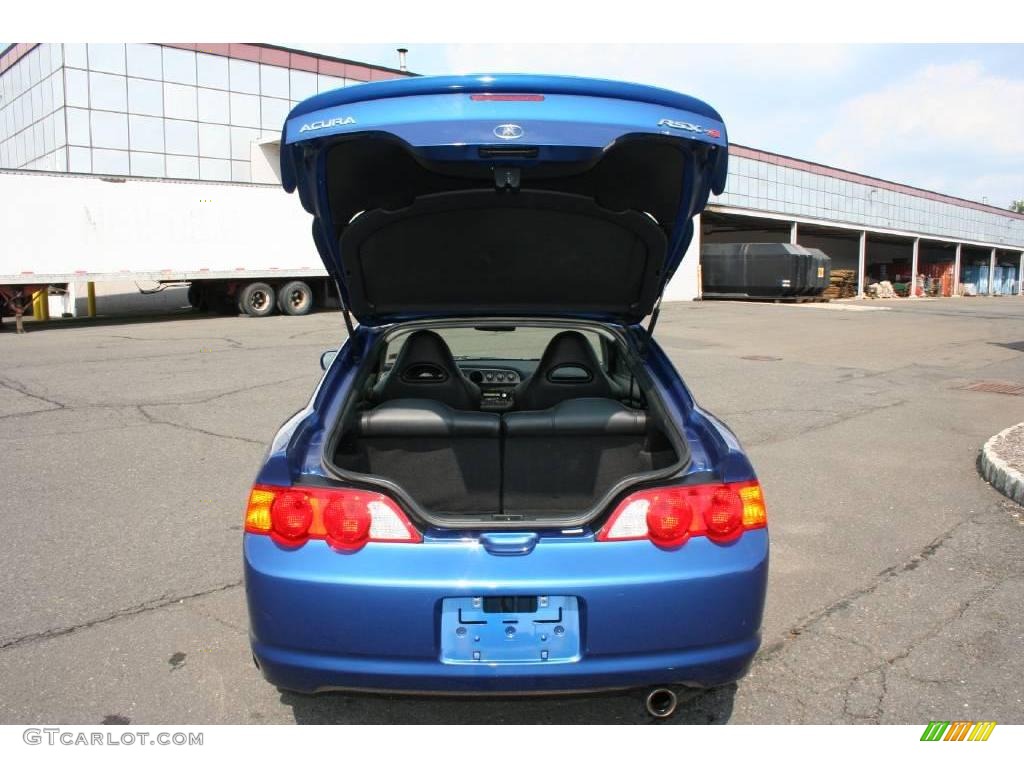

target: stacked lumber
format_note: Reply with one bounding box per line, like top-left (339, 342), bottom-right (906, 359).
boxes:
top-left (824, 269), bottom-right (857, 299)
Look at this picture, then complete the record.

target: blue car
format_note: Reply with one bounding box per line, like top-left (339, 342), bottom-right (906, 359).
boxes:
top-left (244, 74), bottom-right (768, 717)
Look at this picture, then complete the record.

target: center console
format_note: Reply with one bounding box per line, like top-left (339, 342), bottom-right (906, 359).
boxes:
top-left (467, 368), bottom-right (519, 412)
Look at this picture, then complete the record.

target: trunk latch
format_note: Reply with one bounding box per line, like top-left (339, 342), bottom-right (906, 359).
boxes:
top-left (493, 166), bottom-right (521, 190)
top-left (480, 532), bottom-right (538, 556)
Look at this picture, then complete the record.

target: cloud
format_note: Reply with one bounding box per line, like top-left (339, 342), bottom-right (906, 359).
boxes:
top-left (813, 61), bottom-right (1024, 202)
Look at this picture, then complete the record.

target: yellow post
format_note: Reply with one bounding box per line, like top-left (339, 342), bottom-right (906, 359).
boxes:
top-left (32, 290), bottom-right (48, 321)
top-left (87, 281), bottom-right (97, 317)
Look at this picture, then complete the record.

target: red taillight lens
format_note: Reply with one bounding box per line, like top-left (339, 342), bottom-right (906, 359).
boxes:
top-left (244, 485), bottom-right (420, 551)
top-left (270, 490), bottom-right (313, 544)
top-left (322, 494), bottom-right (372, 551)
top-left (598, 481), bottom-right (766, 548)
top-left (705, 487), bottom-right (743, 542)
top-left (645, 492), bottom-right (694, 547)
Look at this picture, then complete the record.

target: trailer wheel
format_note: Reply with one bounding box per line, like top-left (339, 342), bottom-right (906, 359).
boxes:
top-left (187, 283), bottom-right (208, 311)
top-left (238, 282), bottom-right (276, 317)
top-left (276, 280), bottom-right (314, 316)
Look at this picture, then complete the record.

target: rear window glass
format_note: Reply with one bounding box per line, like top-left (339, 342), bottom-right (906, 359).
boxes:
top-left (383, 327), bottom-right (605, 366)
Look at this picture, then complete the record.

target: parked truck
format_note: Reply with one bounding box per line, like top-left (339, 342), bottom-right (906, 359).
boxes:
top-left (0, 169), bottom-right (336, 326)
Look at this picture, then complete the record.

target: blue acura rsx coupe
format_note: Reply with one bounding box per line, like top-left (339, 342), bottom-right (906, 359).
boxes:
top-left (244, 74), bottom-right (768, 717)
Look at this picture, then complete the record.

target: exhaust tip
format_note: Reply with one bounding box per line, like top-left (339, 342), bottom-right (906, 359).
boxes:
top-left (645, 687), bottom-right (678, 719)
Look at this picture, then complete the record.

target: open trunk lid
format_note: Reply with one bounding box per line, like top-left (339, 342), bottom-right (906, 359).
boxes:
top-left (281, 74), bottom-right (729, 326)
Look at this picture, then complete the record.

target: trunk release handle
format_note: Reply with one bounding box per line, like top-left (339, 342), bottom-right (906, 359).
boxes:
top-left (480, 532), bottom-right (538, 556)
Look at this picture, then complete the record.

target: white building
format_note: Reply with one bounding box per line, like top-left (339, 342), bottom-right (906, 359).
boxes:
top-left (2, 42), bottom-right (1022, 303)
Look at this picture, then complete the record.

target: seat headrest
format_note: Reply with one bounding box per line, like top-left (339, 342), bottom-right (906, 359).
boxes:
top-left (536, 331), bottom-right (603, 380)
top-left (514, 331), bottom-right (616, 411)
top-left (375, 330), bottom-right (480, 410)
top-left (395, 330), bottom-right (459, 381)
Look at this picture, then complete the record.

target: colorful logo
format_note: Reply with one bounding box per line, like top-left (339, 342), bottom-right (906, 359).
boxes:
top-left (920, 721), bottom-right (996, 741)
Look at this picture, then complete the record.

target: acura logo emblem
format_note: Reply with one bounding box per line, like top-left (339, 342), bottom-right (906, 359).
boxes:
top-left (493, 124), bottom-right (524, 139)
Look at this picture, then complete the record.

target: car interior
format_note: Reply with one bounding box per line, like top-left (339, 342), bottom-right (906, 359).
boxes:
top-left (330, 324), bottom-right (683, 522)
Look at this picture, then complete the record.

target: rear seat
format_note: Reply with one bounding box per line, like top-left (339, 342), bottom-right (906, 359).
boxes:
top-left (349, 398), bottom-right (501, 514)
top-left (338, 396), bottom-right (664, 518)
top-left (502, 398), bottom-right (650, 514)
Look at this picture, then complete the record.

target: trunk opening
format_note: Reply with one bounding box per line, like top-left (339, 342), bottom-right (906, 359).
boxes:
top-left (324, 320), bottom-right (688, 529)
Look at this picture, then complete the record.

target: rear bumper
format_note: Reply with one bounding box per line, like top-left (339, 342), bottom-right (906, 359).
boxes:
top-left (253, 635), bottom-right (759, 695)
top-left (245, 529), bottom-right (768, 695)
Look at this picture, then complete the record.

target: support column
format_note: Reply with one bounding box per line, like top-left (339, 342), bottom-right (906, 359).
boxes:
top-left (953, 243), bottom-right (962, 297)
top-left (32, 289), bottom-right (49, 321)
top-left (857, 230), bottom-right (867, 298)
top-left (989, 248), bottom-right (997, 296)
top-left (87, 281), bottom-right (96, 317)
top-left (663, 213), bottom-right (702, 301)
top-left (1019, 252), bottom-right (1023, 296)
top-left (790, 221), bottom-right (799, 245)
top-left (694, 213), bottom-right (703, 301)
top-left (910, 237), bottom-right (920, 298)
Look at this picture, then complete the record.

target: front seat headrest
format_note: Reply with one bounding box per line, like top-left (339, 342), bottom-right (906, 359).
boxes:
top-left (374, 330), bottom-right (480, 410)
top-left (514, 330), bottom-right (616, 411)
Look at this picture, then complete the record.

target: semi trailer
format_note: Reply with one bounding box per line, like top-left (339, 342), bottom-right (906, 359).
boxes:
top-left (0, 168), bottom-right (336, 326)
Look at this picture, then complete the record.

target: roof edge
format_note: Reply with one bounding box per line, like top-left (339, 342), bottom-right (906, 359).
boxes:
top-left (253, 42), bottom-right (415, 78)
top-left (730, 144), bottom-right (1024, 222)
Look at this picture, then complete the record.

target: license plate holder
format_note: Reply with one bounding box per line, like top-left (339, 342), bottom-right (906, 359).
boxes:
top-left (440, 595), bottom-right (580, 664)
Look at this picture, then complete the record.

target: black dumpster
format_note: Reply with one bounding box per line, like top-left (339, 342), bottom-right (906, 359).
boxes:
top-left (804, 247), bottom-right (832, 296)
top-left (700, 243), bottom-right (831, 299)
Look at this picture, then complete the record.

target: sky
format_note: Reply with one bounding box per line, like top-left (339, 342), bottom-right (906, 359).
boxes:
top-left (306, 43), bottom-right (1024, 208)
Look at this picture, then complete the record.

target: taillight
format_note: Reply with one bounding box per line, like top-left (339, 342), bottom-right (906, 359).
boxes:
top-left (597, 481), bottom-right (766, 548)
top-left (244, 485), bottom-right (420, 551)
top-left (270, 490), bottom-right (314, 544)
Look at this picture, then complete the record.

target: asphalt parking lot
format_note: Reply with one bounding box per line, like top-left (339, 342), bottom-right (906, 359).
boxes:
top-left (1, 297), bottom-right (1022, 724)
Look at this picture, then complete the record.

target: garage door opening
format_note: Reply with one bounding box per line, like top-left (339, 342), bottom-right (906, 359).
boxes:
top-left (791, 223), bottom-right (862, 299)
top-left (864, 234), bottom-right (915, 297)
top-left (992, 251), bottom-right (1021, 296)
top-left (960, 247), bottom-right (992, 296)
top-left (918, 241), bottom-right (957, 297)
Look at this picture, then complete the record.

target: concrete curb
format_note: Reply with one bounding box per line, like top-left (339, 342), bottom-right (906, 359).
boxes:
top-left (980, 423), bottom-right (1024, 506)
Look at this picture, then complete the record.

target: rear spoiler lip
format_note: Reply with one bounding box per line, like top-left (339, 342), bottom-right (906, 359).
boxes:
top-left (284, 73), bottom-right (724, 126)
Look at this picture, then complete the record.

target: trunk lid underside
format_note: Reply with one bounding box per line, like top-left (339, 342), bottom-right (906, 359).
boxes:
top-left (281, 74), bottom-right (729, 326)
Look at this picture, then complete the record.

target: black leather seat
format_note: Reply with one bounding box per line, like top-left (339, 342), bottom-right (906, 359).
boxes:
top-left (340, 399), bottom-right (501, 514)
top-left (358, 399), bottom-right (499, 438)
top-left (373, 330), bottom-right (480, 410)
top-left (502, 398), bottom-right (647, 437)
top-left (514, 331), bottom-right (616, 411)
top-left (501, 398), bottom-right (658, 514)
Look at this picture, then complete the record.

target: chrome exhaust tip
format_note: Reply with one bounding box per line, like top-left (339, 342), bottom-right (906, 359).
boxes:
top-left (644, 687), bottom-right (678, 718)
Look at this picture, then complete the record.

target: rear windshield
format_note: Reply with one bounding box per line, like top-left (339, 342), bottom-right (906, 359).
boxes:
top-left (383, 326), bottom-right (606, 365)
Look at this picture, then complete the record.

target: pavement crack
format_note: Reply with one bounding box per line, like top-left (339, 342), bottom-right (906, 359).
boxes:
top-left (0, 405), bottom-right (64, 421)
top-left (883, 576), bottom-right (1004, 669)
top-left (0, 373), bottom-right (67, 410)
top-left (0, 581), bottom-right (242, 652)
top-left (760, 513), bottom-right (970, 663)
top-left (186, 602), bottom-right (248, 635)
top-left (134, 374), bottom-right (312, 409)
top-left (745, 397), bottom-right (909, 448)
top-left (136, 405), bottom-right (265, 445)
